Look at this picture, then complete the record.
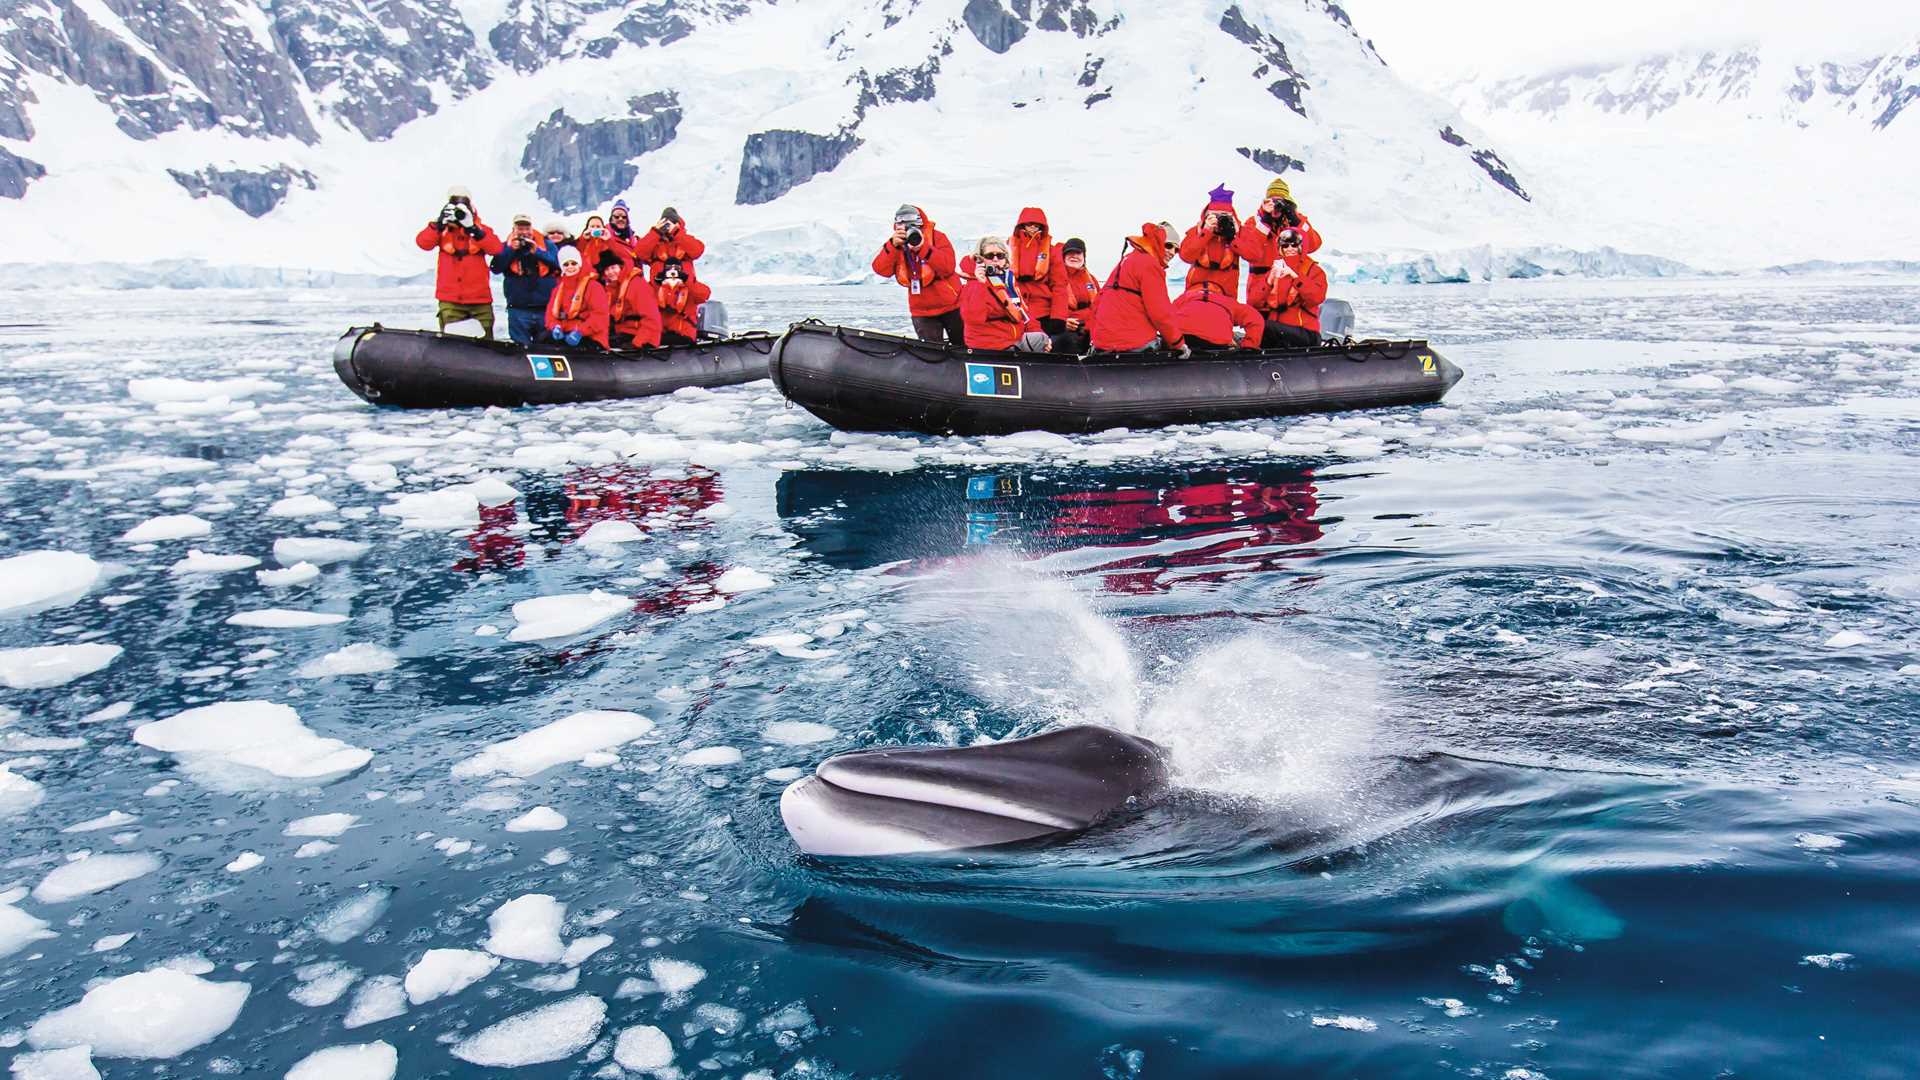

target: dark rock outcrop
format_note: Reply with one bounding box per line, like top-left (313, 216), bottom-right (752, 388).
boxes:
top-left (267, 0), bottom-right (492, 140)
top-left (520, 93), bottom-right (683, 214)
top-left (0, 146), bottom-right (46, 199)
top-left (1236, 147), bottom-right (1306, 174)
top-left (736, 130), bottom-right (862, 205)
top-left (491, 0), bottom-right (749, 73)
top-left (168, 165), bottom-right (318, 217)
top-left (854, 52), bottom-right (944, 118)
top-left (964, 0), bottom-right (1027, 54)
top-left (1439, 127), bottom-right (1530, 202)
top-left (1219, 5), bottom-right (1310, 118)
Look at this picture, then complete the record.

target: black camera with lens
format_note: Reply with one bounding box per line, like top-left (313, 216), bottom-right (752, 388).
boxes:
top-left (440, 202), bottom-right (474, 229)
top-left (904, 227), bottom-right (924, 248)
top-left (1211, 213), bottom-right (1237, 241)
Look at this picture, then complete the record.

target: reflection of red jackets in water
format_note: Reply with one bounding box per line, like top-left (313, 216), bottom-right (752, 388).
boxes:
top-left (565, 466), bottom-right (723, 535)
top-left (1043, 478), bottom-right (1322, 593)
top-left (454, 501), bottom-right (525, 572)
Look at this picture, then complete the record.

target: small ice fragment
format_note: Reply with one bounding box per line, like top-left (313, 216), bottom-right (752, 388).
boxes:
top-left (1420, 996), bottom-right (1476, 1018)
top-left (0, 900), bottom-right (56, 957)
top-left (225, 609), bottom-right (348, 628)
top-left (7, 1045), bottom-right (100, 1079)
top-left (285, 1041), bottom-right (397, 1080)
top-left (92, 932), bottom-right (135, 952)
top-left (0, 644), bottom-right (122, 690)
top-left (32, 852), bottom-right (163, 904)
top-left (312, 886), bottom-right (393, 944)
top-left (561, 934), bottom-right (613, 968)
top-left (715, 567), bottom-right (774, 593)
top-left (542, 847), bottom-right (572, 865)
top-left (449, 994), bottom-right (606, 1067)
top-left (1823, 630), bottom-right (1870, 649)
top-left (26, 968), bottom-right (249, 1059)
top-left (1742, 583), bottom-right (1802, 609)
top-left (1492, 627), bottom-right (1528, 646)
top-left (256, 562), bottom-right (320, 588)
top-left (485, 894), bottom-right (566, 963)
top-left (78, 701), bottom-right (133, 725)
top-left (763, 766), bottom-right (804, 782)
top-left (225, 852), bottom-right (264, 872)
top-left (1309, 1015), bottom-right (1377, 1032)
top-left (341, 975), bottom-right (407, 1029)
top-left (285, 813), bottom-right (357, 838)
top-left (612, 1025), bottom-right (674, 1071)
top-left (404, 949), bottom-right (499, 1004)
top-left (168, 550), bottom-right (259, 575)
top-left (453, 711), bottom-right (653, 778)
top-left (680, 746), bottom-right (742, 767)
top-left (272, 538), bottom-right (368, 566)
top-left (1795, 833), bottom-right (1845, 850)
top-left (288, 961), bottom-right (359, 1007)
top-left (0, 551), bottom-right (102, 619)
top-left (297, 644), bottom-right (398, 678)
top-left (506, 591), bottom-right (632, 642)
top-left (134, 701), bottom-right (371, 786)
top-left (294, 840), bottom-right (336, 858)
top-left (1, 762), bottom-right (46, 817)
top-left (62, 810), bottom-right (137, 833)
top-left (577, 521), bottom-right (644, 548)
top-left (648, 957), bottom-right (706, 994)
top-left (118, 515), bottom-right (212, 543)
top-left (267, 495), bottom-right (337, 518)
top-left (505, 806), bottom-right (568, 832)
top-left (762, 721), bottom-right (837, 746)
top-left (516, 969), bottom-right (579, 992)
top-left (1800, 952), bottom-right (1854, 970)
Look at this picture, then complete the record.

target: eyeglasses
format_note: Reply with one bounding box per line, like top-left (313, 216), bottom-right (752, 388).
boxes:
top-left (980, 252), bottom-right (1009, 262)
top-left (1278, 239), bottom-right (1303, 249)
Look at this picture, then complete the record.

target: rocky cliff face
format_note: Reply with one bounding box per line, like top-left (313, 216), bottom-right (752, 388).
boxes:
top-left (0, 147), bottom-right (46, 200)
top-left (268, 0), bottom-right (493, 140)
top-left (520, 93), bottom-right (683, 214)
top-left (169, 165), bottom-right (319, 217)
top-left (736, 131), bottom-right (864, 205)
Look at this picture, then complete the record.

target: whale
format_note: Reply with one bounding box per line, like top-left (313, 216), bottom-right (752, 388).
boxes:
top-left (779, 725), bottom-right (1171, 857)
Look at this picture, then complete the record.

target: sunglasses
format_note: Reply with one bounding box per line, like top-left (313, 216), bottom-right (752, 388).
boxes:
top-left (1279, 239), bottom-right (1303, 248)
top-left (980, 252), bottom-right (1009, 261)
top-left (561, 260), bottom-right (581, 268)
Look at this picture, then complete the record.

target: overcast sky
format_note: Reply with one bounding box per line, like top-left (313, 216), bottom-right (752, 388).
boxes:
top-left (1340, 0), bottom-right (1915, 86)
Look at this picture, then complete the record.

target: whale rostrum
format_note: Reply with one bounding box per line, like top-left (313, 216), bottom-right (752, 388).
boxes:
top-left (779, 725), bottom-right (1171, 857)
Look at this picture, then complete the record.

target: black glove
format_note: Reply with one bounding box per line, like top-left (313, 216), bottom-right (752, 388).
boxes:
top-left (429, 220), bottom-right (445, 231)
top-left (466, 225), bottom-right (485, 240)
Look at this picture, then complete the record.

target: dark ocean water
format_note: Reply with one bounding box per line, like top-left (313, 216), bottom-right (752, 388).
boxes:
top-left (0, 278), bottom-right (1916, 1078)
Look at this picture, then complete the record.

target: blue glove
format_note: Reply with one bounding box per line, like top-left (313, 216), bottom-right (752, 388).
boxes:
top-left (548, 326), bottom-right (564, 340)
top-left (565, 330), bottom-right (582, 346)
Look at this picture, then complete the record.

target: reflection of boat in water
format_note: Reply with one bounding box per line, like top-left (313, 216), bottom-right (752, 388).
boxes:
top-left (777, 465), bottom-right (1327, 592)
top-left (770, 321), bottom-right (1462, 435)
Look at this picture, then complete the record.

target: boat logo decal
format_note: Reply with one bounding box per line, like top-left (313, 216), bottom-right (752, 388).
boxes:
top-left (966, 475), bottom-right (1021, 500)
top-left (1418, 354), bottom-right (1437, 377)
top-left (528, 354), bottom-right (574, 382)
top-left (965, 362), bottom-right (1022, 399)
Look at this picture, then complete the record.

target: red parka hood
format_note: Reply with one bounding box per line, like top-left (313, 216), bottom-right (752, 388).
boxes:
top-left (1015, 207), bottom-right (1049, 231)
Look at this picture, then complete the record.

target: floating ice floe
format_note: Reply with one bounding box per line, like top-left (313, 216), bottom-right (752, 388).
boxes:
top-left (613, 1025), bottom-right (675, 1072)
top-left (1800, 952), bottom-right (1855, 970)
top-left (133, 701), bottom-right (372, 787)
top-left (225, 851), bottom-right (264, 872)
top-left (1730, 374), bottom-right (1799, 394)
top-left (379, 477), bottom-right (518, 530)
top-left (762, 721), bottom-right (837, 746)
top-left (285, 1041), bottom-right (397, 1080)
top-left (1, 761), bottom-right (46, 816)
top-left (62, 810), bottom-right (137, 833)
top-left (576, 520), bottom-right (645, 549)
top-left (267, 494), bottom-right (338, 518)
top-left (1823, 630), bottom-right (1871, 649)
top-left (715, 566), bottom-right (775, 593)
top-left (128, 376), bottom-right (280, 403)
top-left (273, 537), bottom-right (369, 565)
top-left (297, 643), bottom-right (399, 678)
top-left (506, 591), bottom-right (632, 642)
top-left (453, 710), bottom-right (654, 779)
top-left (0, 644), bottom-right (122, 689)
top-left (285, 812), bottom-right (358, 838)
top-left (168, 550), bottom-right (260, 575)
top-left (1613, 419), bottom-right (1733, 445)
top-left (404, 948), bottom-right (499, 1005)
top-left (257, 562), bottom-right (321, 587)
top-left (1795, 832), bottom-right (1845, 850)
top-left (225, 608), bottom-right (349, 628)
top-left (1310, 1015), bottom-right (1378, 1032)
top-left (342, 975), bottom-right (407, 1028)
top-left (485, 894), bottom-right (566, 963)
top-left (561, 934), bottom-right (612, 968)
top-left (312, 886), bottom-right (393, 944)
top-left (32, 852), bottom-right (164, 903)
top-left (650, 957), bottom-right (706, 994)
top-left (0, 899), bottom-right (56, 958)
top-left (504, 806), bottom-right (567, 832)
top-left (288, 961), bottom-right (359, 1006)
top-left (0, 551), bottom-right (102, 618)
top-left (680, 746), bottom-right (743, 767)
top-left (1742, 583), bottom-right (1803, 609)
top-left (117, 515), bottom-right (212, 543)
top-left (7, 1045), bottom-right (100, 1079)
top-left (449, 994), bottom-right (606, 1067)
top-left (27, 968), bottom-right (249, 1059)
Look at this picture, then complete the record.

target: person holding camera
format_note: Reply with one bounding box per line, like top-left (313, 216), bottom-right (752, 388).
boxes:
top-left (414, 185), bottom-right (504, 337)
top-left (1251, 228), bottom-right (1327, 349)
top-left (543, 246), bottom-right (610, 350)
top-left (630, 207), bottom-right (706, 283)
top-left (1240, 177), bottom-right (1322, 310)
top-left (1172, 281), bottom-right (1264, 352)
top-left (574, 214), bottom-right (631, 276)
top-left (1090, 221), bottom-right (1188, 357)
top-left (1048, 238), bottom-right (1100, 352)
top-left (960, 236), bottom-right (1049, 352)
top-left (872, 204), bottom-right (963, 344)
top-left (1008, 208), bottom-right (1060, 333)
top-left (489, 213), bottom-right (561, 345)
top-left (655, 260), bottom-right (713, 347)
top-left (1178, 184), bottom-right (1247, 297)
top-left (601, 252), bottom-right (662, 349)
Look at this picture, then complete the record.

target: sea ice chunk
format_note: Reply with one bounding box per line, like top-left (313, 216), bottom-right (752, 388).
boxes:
top-left (762, 721), bottom-right (837, 745)
top-left (506, 591), bottom-right (632, 642)
top-left (577, 520), bottom-right (644, 548)
top-left (312, 886), bottom-right (393, 944)
top-left (453, 710), bottom-right (654, 778)
top-left (342, 975), bottom-right (407, 1028)
top-left (0, 644), bottom-right (122, 689)
top-left (32, 852), bottom-right (163, 903)
top-left (26, 968), bottom-right (249, 1059)
top-left (1795, 832), bottom-right (1845, 850)
top-left (1, 761), bottom-right (46, 816)
top-left (1310, 1015), bottom-right (1378, 1032)
top-left (0, 900), bottom-right (56, 957)
top-left (505, 806), bottom-right (567, 832)
top-left (560, 934), bottom-right (612, 967)
top-left (0, 551), bottom-right (102, 618)
top-left (286, 813), bottom-right (358, 837)
top-left (649, 957), bottom-right (705, 993)
top-left (404, 949), bottom-right (499, 1004)
top-left (613, 1025), bottom-right (674, 1071)
top-left (168, 550), bottom-right (260, 575)
top-left (273, 538), bottom-right (368, 566)
top-left (379, 478), bottom-right (518, 530)
top-left (225, 609), bottom-right (349, 628)
top-left (62, 810), bottom-right (137, 833)
top-left (285, 1041), bottom-right (396, 1080)
top-left (7, 1046), bottom-right (99, 1079)
top-left (449, 995), bottom-right (606, 1067)
top-left (267, 495), bottom-right (337, 518)
top-left (128, 376), bottom-right (278, 403)
top-left (288, 961), bottom-right (359, 1006)
top-left (118, 515), bottom-right (212, 543)
top-left (680, 746), bottom-right (743, 767)
top-left (256, 562), bottom-right (320, 587)
top-left (133, 701), bottom-right (372, 787)
top-left (225, 851), bottom-right (264, 872)
top-left (485, 894), bottom-right (565, 963)
top-left (1823, 630), bottom-right (1870, 649)
top-left (297, 644), bottom-right (398, 678)
top-left (715, 567), bottom-right (775, 593)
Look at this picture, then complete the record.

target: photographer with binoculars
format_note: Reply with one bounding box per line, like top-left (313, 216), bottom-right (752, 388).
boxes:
top-left (872, 204), bottom-right (963, 344)
top-left (414, 185), bottom-right (504, 338)
top-left (1179, 183), bottom-right (1253, 297)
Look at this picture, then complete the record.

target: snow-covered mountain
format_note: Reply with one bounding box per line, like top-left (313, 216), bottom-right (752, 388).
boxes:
top-left (1444, 40), bottom-right (1920, 268)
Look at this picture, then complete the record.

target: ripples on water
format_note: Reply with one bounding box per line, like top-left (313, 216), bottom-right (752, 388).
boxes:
top-left (0, 278), bottom-right (1916, 1077)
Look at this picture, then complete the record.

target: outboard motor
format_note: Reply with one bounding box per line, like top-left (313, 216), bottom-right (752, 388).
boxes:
top-left (1318, 298), bottom-right (1355, 342)
top-left (696, 300), bottom-right (730, 340)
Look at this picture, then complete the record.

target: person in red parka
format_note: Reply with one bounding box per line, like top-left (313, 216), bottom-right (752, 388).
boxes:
top-left (415, 185), bottom-right (504, 337)
top-left (873, 204), bottom-right (963, 344)
top-left (655, 261), bottom-right (712, 346)
top-left (1008, 208), bottom-right (1060, 334)
top-left (630, 207), bottom-right (706, 283)
top-left (574, 214), bottom-right (632, 276)
top-left (959, 236), bottom-right (1048, 351)
top-left (1089, 221), bottom-right (1188, 356)
top-left (1252, 229), bottom-right (1328, 348)
top-left (601, 253), bottom-right (662, 349)
top-left (544, 246), bottom-right (610, 349)
top-left (1178, 184), bottom-right (1246, 298)
top-left (1240, 177), bottom-right (1324, 311)
top-left (1048, 237), bottom-right (1100, 353)
top-left (1173, 282), bottom-right (1264, 352)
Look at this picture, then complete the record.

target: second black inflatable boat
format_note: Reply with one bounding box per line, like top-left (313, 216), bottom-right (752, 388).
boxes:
top-left (334, 324), bottom-right (776, 409)
top-left (768, 321), bottom-right (1463, 436)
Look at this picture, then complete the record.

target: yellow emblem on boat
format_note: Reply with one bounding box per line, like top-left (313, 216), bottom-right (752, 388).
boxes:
top-left (1418, 354), bottom-right (1437, 376)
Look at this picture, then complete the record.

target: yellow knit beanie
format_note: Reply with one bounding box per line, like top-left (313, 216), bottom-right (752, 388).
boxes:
top-left (1266, 178), bottom-right (1292, 201)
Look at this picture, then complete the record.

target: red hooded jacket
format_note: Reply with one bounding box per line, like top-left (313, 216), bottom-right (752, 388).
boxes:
top-left (1239, 211), bottom-right (1324, 309)
top-left (573, 219), bottom-right (633, 275)
top-left (1254, 252), bottom-right (1329, 333)
top-left (609, 272), bottom-right (663, 347)
top-left (872, 207), bottom-right (961, 316)
top-left (1051, 262), bottom-right (1101, 323)
top-left (631, 220), bottom-right (706, 282)
top-left (544, 270), bottom-right (610, 348)
top-left (959, 273), bottom-right (1043, 350)
top-left (415, 218), bottom-right (504, 305)
top-left (1089, 224), bottom-right (1184, 352)
top-left (1008, 207), bottom-right (1058, 315)
top-left (1178, 214), bottom-right (1243, 297)
top-left (1173, 284), bottom-right (1264, 349)
top-left (657, 278), bottom-right (713, 341)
